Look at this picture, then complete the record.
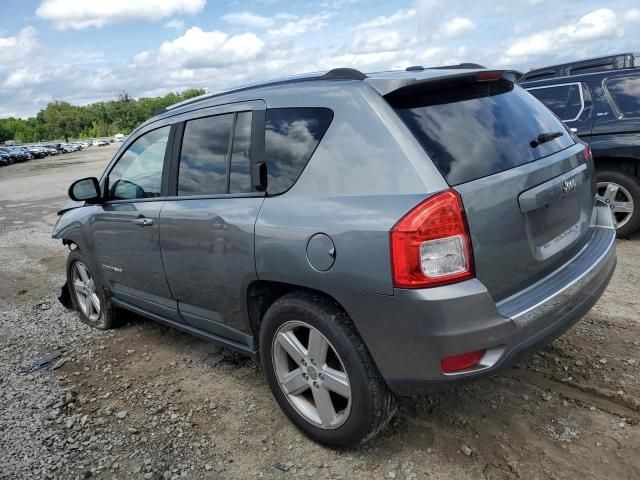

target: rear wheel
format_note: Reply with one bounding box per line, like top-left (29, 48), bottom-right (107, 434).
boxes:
top-left (259, 292), bottom-right (396, 447)
top-left (596, 170), bottom-right (640, 237)
top-left (66, 249), bottom-right (114, 330)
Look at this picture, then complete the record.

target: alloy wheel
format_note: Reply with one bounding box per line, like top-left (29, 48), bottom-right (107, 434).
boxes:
top-left (272, 320), bottom-right (351, 429)
top-left (71, 261), bottom-right (101, 322)
top-left (597, 181), bottom-right (635, 230)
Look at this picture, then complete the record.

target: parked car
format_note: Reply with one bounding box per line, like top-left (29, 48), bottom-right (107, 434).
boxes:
top-left (0, 151), bottom-right (12, 166)
top-left (58, 144), bottom-right (76, 153)
top-left (44, 143), bottom-right (66, 154)
top-left (23, 146), bottom-right (48, 159)
top-left (53, 66), bottom-right (616, 447)
top-left (520, 53), bottom-right (640, 236)
top-left (0, 147), bottom-right (28, 162)
top-left (42, 146), bottom-right (59, 156)
top-left (8, 146), bottom-right (34, 160)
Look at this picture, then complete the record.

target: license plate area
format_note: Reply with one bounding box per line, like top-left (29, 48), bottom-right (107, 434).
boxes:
top-left (519, 164), bottom-right (591, 261)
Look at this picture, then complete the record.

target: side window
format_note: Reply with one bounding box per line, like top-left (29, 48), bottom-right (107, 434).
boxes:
top-left (606, 76), bottom-right (640, 117)
top-left (527, 84), bottom-right (582, 121)
top-left (264, 108), bottom-right (333, 195)
top-left (178, 114), bottom-right (234, 196)
top-left (564, 85), bottom-right (583, 120)
top-left (229, 112), bottom-right (252, 193)
top-left (107, 126), bottom-right (169, 200)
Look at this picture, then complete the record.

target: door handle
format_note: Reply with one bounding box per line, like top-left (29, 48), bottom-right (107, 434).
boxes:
top-left (132, 217), bottom-right (154, 227)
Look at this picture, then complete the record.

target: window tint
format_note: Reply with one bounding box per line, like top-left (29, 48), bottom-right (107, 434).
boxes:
top-left (264, 108), bottom-right (333, 194)
top-left (606, 76), bottom-right (640, 117)
top-left (528, 84), bottom-right (582, 121)
top-left (107, 126), bottom-right (169, 200)
top-left (229, 111), bottom-right (252, 193)
top-left (179, 114), bottom-right (234, 196)
top-left (390, 82), bottom-right (574, 186)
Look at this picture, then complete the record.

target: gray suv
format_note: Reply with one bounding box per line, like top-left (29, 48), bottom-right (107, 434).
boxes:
top-left (53, 66), bottom-right (617, 446)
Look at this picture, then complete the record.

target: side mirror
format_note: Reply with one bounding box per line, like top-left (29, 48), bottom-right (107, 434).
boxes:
top-left (69, 177), bottom-right (101, 202)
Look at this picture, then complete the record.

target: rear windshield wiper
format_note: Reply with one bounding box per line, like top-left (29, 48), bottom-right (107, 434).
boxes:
top-left (530, 131), bottom-right (563, 148)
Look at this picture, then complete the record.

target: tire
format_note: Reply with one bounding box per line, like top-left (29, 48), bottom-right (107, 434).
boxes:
top-left (259, 291), bottom-right (396, 447)
top-left (596, 170), bottom-right (640, 237)
top-left (66, 249), bottom-right (114, 330)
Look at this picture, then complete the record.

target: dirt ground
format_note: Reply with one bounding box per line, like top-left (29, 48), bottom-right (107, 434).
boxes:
top-left (0, 146), bottom-right (639, 480)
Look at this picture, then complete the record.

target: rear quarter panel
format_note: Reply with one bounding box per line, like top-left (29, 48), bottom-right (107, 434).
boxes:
top-left (254, 81), bottom-right (448, 296)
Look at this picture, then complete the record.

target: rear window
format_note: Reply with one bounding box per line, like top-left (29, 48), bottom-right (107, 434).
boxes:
top-left (264, 108), bottom-right (333, 195)
top-left (606, 75), bottom-right (640, 117)
top-left (389, 81), bottom-right (574, 185)
top-left (527, 84), bottom-right (583, 121)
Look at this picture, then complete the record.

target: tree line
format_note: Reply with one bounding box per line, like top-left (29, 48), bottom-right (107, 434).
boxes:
top-left (0, 89), bottom-right (205, 144)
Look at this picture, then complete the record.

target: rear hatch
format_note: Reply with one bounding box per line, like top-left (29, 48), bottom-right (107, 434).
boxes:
top-left (387, 72), bottom-right (595, 301)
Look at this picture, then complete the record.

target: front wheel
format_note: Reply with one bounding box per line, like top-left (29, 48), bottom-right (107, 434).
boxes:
top-left (596, 170), bottom-right (640, 237)
top-left (66, 249), bottom-right (114, 330)
top-left (259, 292), bottom-right (396, 447)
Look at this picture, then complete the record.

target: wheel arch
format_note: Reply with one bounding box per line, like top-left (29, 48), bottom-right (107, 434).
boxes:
top-left (593, 155), bottom-right (640, 179)
top-left (246, 280), bottom-right (352, 348)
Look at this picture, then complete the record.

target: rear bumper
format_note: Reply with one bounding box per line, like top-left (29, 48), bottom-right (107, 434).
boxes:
top-left (337, 227), bottom-right (616, 396)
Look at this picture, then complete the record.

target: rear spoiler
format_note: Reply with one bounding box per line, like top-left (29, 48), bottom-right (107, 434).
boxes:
top-left (365, 70), bottom-right (523, 97)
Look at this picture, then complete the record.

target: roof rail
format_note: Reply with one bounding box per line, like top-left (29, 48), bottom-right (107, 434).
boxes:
top-left (406, 63), bottom-right (486, 72)
top-left (425, 62), bottom-right (486, 70)
top-left (520, 53), bottom-right (639, 81)
top-left (166, 68), bottom-right (367, 111)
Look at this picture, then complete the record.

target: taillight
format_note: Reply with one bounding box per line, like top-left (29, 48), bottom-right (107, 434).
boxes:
top-left (582, 144), bottom-right (592, 162)
top-left (390, 189), bottom-right (474, 288)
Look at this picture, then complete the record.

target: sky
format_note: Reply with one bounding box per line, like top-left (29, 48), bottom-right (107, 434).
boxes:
top-left (0, 0), bottom-right (639, 119)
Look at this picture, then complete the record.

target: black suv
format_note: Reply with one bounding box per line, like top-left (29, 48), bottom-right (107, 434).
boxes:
top-left (520, 53), bottom-right (640, 236)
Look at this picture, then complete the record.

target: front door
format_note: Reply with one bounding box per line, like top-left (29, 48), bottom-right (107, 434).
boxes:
top-left (91, 125), bottom-right (178, 320)
top-left (160, 107), bottom-right (265, 348)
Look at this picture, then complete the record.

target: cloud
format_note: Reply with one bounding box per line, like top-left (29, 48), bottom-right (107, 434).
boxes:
top-left (353, 7), bottom-right (416, 30)
top-left (504, 8), bottom-right (621, 60)
top-left (222, 11), bottom-right (274, 29)
top-left (151, 27), bottom-right (264, 69)
top-left (624, 8), bottom-right (640, 22)
top-left (0, 27), bottom-right (37, 61)
top-left (438, 17), bottom-right (475, 38)
top-left (348, 29), bottom-right (405, 54)
top-left (35, 0), bottom-right (205, 30)
top-left (3, 2), bottom-right (637, 119)
top-left (267, 13), bottom-right (331, 37)
top-left (164, 19), bottom-right (184, 29)
top-left (2, 69), bottom-right (44, 89)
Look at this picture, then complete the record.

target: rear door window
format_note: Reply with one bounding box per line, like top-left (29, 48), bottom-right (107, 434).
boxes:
top-left (229, 112), bottom-right (252, 193)
top-left (606, 76), bottom-right (640, 117)
top-left (527, 84), bottom-right (583, 121)
top-left (389, 81), bottom-right (574, 186)
top-left (264, 108), bottom-right (333, 194)
top-left (178, 114), bottom-right (234, 196)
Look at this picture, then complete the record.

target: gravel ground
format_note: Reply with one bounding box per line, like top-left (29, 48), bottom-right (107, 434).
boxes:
top-left (1, 147), bottom-right (639, 480)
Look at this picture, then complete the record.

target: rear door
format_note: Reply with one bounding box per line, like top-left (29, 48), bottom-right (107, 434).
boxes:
top-left (389, 76), bottom-right (595, 301)
top-left (159, 101), bottom-right (266, 349)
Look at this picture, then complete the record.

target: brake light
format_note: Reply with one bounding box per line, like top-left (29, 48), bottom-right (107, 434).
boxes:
top-left (476, 70), bottom-right (504, 82)
top-left (582, 144), bottom-right (592, 162)
top-left (390, 189), bottom-right (474, 288)
top-left (441, 349), bottom-right (486, 373)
